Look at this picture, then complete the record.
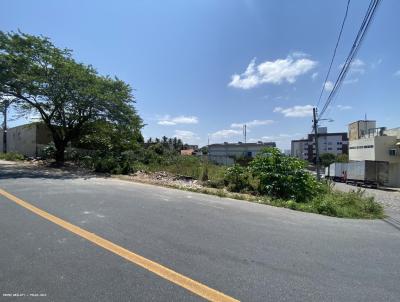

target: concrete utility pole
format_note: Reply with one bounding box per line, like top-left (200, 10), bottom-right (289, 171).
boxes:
top-left (313, 107), bottom-right (320, 180)
top-left (2, 98), bottom-right (8, 154)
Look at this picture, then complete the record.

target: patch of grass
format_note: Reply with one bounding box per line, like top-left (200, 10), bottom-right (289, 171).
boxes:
top-left (145, 156), bottom-right (226, 182)
top-left (0, 152), bottom-right (25, 161)
top-left (114, 173), bottom-right (383, 219)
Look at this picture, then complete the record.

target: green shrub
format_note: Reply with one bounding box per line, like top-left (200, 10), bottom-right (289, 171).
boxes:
top-left (200, 164), bottom-right (209, 181)
top-left (120, 160), bottom-right (136, 175)
top-left (304, 186), bottom-right (383, 218)
top-left (0, 152), bottom-right (25, 161)
top-left (204, 179), bottom-right (225, 189)
top-left (224, 164), bottom-right (251, 193)
top-left (41, 143), bottom-right (56, 159)
top-left (80, 155), bottom-right (94, 169)
top-left (249, 147), bottom-right (320, 202)
top-left (94, 157), bottom-right (121, 174)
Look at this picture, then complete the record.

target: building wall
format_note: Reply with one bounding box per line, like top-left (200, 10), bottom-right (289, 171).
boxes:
top-left (349, 136), bottom-right (400, 163)
top-left (0, 123), bottom-right (53, 157)
top-left (348, 120), bottom-right (376, 141)
top-left (384, 127), bottom-right (400, 139)
top-left (291, 140), bottom-right (308, 160)
top-left (292, 132), bottom-right (348, 162)
top-left (208, 143), bottom-right (276, 165)
top-left (349, 135), bottom-right (400, 187)
top-left (388, 163), bottom-right (400, 187)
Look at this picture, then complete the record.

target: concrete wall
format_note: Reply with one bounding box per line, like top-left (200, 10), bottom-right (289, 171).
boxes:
top-left (384, 127), bottom-right (400, 139)
top-left (291, 140), bottom-right (308, 160)
top-left (349, 135), bottom-right (400, 187)
top-left (348, 120), bottom-right (376, 141)
top-left (349, 136), bottom-right (376, 161)
top-left (388, 163), bottom-right (400, 187)
top-left (0, 123), bottom-right (53, 157)
top-left (208, 143), bottom-right (275, 165)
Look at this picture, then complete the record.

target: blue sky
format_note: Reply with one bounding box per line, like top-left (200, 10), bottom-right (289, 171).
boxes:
top-left (1, 0), bottom-right (399, 149)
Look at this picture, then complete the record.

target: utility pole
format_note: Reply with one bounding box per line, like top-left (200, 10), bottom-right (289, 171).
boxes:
top-left (313, 107), bottom-right (320, 180)
top-left (2, 98), bottom-right (8, 154)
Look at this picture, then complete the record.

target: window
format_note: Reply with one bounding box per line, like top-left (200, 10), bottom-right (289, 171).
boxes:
top-left (389, 149), bottom-right (397, 156)
top-left (328, 142), bottom-right (332, 145)
top-left (328, 148), bottom-right (332, 151)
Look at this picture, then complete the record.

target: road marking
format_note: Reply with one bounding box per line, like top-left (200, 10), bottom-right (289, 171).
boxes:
top-left (0, 188), bottom-right (239, 302)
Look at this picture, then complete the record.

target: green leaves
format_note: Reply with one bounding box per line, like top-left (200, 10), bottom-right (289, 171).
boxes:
top-left (0, 31), bottom-right (143, 162)
top-left (249, 147), bottom-right (319, 202)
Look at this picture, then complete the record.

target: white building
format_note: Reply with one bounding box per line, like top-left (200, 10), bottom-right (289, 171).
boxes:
top-left (291, 127), bottom-right (348, 162)
top-left (348, 120), bottom-right (400, 187)
top-left (208, 142), bottom-right (276, 165)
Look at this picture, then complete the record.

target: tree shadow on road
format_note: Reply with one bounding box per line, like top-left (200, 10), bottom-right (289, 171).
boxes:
top-left (0, 163), bottom-right (104, 181)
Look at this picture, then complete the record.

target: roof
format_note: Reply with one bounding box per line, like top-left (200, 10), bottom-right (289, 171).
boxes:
top-left (208, 142), bottom-right (276, 148)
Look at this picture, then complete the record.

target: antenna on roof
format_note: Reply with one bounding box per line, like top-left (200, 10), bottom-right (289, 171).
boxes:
top-left (243, 124), bottom-right (247, 144)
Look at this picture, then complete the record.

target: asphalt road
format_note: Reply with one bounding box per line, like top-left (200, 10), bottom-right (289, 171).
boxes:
top-left (1, 162), bottom-right (400, 301)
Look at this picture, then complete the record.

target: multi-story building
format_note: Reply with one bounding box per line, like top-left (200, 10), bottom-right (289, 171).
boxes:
top-left (348, 120), bottom-right (400, 187)
top-left (291, 127), bottom-right (348, 162)
top-left (208, 141), bottom-right (276, 165)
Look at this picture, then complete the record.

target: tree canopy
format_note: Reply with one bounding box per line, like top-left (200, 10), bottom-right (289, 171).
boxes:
top-left (0, 31), bottom-right (143, 162)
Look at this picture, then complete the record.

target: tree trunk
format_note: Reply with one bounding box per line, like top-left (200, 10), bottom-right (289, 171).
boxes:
top-left (53, 138), bottom-right (66, 165)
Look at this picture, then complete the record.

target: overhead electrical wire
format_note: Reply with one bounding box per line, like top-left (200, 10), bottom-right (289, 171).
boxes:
top-left (318, 0), bottom-right (382, 119)
top-left (316, 0), bottom-right (351, 109)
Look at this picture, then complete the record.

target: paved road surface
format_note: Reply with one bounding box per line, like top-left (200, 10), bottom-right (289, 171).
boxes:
top-left (1, 162), bottom-right (400, 301)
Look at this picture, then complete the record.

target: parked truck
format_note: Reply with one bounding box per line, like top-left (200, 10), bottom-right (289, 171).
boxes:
top-left (325, 163), bottom-right (348, 181)
top-left (325, 160), bottom-right (389, 188)
top-left (346, 160), bottom-right (389, 188)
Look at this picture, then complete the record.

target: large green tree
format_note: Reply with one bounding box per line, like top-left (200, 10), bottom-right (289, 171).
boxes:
top-left (0, 31), bottom-right (142, 163)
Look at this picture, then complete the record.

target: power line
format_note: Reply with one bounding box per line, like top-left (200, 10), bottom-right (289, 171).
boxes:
top-left (316, 0), bottom-right (350, 108)
top-left (319, 0), bottom-right (381, 119)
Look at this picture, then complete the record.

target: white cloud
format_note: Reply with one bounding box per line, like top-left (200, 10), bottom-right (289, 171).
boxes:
top-left (311, 72), bottom-right (318, 80)
top-left (343, 78), bottom-right (359, 85)
top-left (210, 129), bottom-right (242, 139)
top-left (337, 105), bottom-right (352, 110)
top-left (324, 81), bottom-right (334, 92)
top-left (157, 115), bottom-right (198, 126)
top-left (231, 119), bottom-right (274, 128)
top-left (228, 53), bottom-right (318, 89)
top-left (394, 70), bottom-right (400, 77)
top-left (371, 58), bottom-right (382, 69)
top-left (291, 51), bottom-right (309, 58)
top-left (273, 105), bottom-right (313, 117)
top-left (340, 58), bottom-right (366, 75)
top-left (158, 120), bottom-right (176, 126)
top-left (173, 130), bottom-right (199, 142)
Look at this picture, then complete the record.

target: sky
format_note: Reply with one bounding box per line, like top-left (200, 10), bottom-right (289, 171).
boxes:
top-left (1, 0), bottom-right (399, 150)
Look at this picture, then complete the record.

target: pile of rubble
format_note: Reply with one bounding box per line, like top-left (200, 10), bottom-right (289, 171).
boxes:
top-left (129, 170), bottom-right (204, 189)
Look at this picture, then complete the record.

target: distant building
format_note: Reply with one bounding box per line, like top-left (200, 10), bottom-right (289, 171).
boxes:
top-left (180, 149), bottom-right (195, 156)
top-left (182, 144), bottom-right (198, 150)
top-left (348, 120), bottom-right (400, 187)
top-left (291, 127), bottom-right (348, 162)
top-left (0, 123), bottom-right (53, 157)
top-left (208, 141), bottom-right (276, 165)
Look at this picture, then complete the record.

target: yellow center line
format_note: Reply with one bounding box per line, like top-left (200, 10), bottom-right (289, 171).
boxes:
top-left (0, 188), bottom-right (239, 302)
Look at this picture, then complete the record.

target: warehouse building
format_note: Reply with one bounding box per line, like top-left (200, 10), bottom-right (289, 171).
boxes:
top-left (208, 141), bottom-right (276, 165)
top-left (0, 123), bottom-right (53, 157)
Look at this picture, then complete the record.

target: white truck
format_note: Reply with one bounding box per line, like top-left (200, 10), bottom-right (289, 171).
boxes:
top-left (325, 160), bottom-right (389, 188)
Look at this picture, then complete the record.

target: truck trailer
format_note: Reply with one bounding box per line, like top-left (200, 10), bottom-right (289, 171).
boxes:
top-left (346, 160), bottom-right (389, 188)
top-left (325, 163), bottom-right (348, 181)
